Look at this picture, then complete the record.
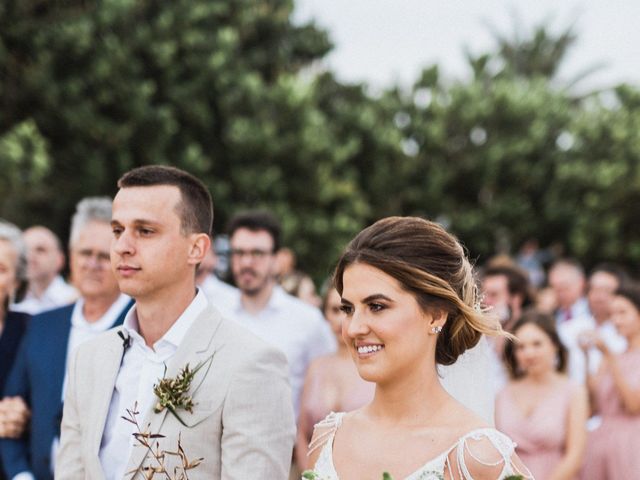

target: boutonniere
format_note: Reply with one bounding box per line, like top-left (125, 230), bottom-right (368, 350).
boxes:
top-left (153, 354), bottom-right (214, 426)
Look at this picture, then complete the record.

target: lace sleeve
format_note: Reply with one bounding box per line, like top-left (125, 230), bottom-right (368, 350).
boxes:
top-left (446, 429), bottom-right (534, 480)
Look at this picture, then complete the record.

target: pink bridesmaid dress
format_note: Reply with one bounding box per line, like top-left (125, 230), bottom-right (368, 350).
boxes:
top-left (581, 349), bottom-right (640, 479)
top-left (495, 380), bottom-right (577, 479)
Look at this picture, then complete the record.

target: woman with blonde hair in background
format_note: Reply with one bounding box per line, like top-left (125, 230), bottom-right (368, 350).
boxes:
top-left (306, 216), bottom-right (531, 480)
top-left (580, 284), bottom-right (640, 479)
top-left (496, 310), bottom-right (588, 479)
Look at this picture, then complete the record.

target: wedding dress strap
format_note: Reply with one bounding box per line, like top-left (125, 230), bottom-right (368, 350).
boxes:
top-left (446, 428), bottom-right (534, 480)
top-left (307, 411), bottom-right (344, 456)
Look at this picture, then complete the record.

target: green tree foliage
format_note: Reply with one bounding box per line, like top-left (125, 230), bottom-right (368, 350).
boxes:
top-left (0, 0), bottom-right (373, 277)
top-left (1, 3), bottom-right (639, 279)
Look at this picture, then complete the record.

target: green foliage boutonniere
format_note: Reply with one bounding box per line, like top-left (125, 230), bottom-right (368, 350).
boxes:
top-left (153, 355), bottom-right (214, 426)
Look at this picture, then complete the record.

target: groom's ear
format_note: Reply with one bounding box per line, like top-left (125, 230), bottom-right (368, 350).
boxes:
top-left (188, 233), bottom-right (211, 266)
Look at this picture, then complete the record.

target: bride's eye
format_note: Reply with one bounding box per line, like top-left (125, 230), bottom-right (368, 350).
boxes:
top-left (369, 303), bottom-right (385, 312)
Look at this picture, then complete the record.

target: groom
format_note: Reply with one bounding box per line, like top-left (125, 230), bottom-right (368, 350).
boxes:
top-left (55, 166), bottom-right (296, 479)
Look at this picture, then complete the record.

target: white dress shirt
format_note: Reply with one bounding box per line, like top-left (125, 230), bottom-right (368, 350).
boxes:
top-left (225, 286), bottom-right (336, 417)
top-left (98, 290), bottom-right (207, 480)
top-left (199, 275), bottom-right (238, 312)
top-left (11, 276), bottom-right (78, 315)
top-left (557, 313), bottom-right (595, 384)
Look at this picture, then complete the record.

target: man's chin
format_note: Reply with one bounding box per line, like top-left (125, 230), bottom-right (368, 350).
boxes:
top-left (241, 286), bottom-right (263, 297)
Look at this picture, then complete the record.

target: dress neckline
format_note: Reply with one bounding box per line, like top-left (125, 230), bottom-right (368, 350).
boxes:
top-left (504, 380), bottom-right (571, 420)
top-left (325, 412), bottom-right (503, 480)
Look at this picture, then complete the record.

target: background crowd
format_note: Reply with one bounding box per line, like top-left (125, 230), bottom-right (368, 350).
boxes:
top-left (1, 201), bottom-right (639, 479)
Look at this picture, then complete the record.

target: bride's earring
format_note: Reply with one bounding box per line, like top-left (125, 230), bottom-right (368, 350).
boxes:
top-left (431, 325), bottom-right (442, 334)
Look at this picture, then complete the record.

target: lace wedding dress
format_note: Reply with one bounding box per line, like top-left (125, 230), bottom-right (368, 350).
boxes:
top-left (307, 412), bottom-right (532, 480)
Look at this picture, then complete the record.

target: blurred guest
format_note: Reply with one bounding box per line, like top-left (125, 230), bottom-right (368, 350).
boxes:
top-left (536, 286), bottom-right (558, 315)
top-left (549, 259), bottom-right (594, 382)
top-left (295, 286), bottom-right (374, 470)
top-left (276, 247), bottom-right (296, 281)
top-left (516, 239), bottom-right (550, 288)
top-left (0, 198), bottom-right (132, 480)
top-left (578, 264), bottom-right (628, 375)
top-left (482, 263), bottom-right (532, 331)
top-left (580, 284), bottom-right (640, 479)
top-left (496, 311), bottom-right (588, 480)
top-left (549, 259), bottom-right (590, 324)
top-left (12, 226), bottom-right (76, 315)
top-left (0, 221), bottom-right (30, 480)
top-left (281, 270), bottom-right (321, 308)
top-left (196, 243), bottom-right (238, 309)
top-left (482, 263), bottom-right (533, 391)
top-left (226, 211), bottom-right (335, 416)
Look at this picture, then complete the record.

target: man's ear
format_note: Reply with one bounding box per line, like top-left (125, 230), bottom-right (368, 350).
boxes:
top-left (188, 234), bottom-right (211, 266)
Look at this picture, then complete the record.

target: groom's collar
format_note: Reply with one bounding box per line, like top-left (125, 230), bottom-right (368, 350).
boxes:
top-left (123, 289), bottom-right (208, 350)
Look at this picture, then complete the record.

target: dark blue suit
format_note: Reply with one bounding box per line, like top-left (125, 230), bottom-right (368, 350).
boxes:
top-left (0, 301), bottom-right (130, 480)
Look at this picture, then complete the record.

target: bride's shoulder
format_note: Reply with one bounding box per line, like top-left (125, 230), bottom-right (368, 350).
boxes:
top-left (446, 427), bottom-right (532, 479)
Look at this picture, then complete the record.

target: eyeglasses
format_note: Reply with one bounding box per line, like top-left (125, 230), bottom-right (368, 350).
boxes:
top-left (76, 249), bottom-right (111, 263)
top-left (229, 249), bottom-right (274, 260)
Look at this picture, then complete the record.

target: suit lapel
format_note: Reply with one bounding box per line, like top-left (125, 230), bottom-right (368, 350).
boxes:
top-left (125, 305), bottom-right (223, 475)
top-left (89, 330), bottom-right (128, 454)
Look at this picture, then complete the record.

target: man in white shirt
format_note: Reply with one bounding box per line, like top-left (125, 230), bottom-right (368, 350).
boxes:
top-left (547, 259), bottom-right (595, 382)
top-left (12, 226), bottom-right (77, 314)
top-left (0, 197), bottom-right (132, 480)
top-left (580, 264), bottom-right (628, 372)
top-left (55, 166), bottom-right (294, 479)
top-left (226, 211), bottom-right (336, 417)
top-left (196, 243), bottom-right (238, 310)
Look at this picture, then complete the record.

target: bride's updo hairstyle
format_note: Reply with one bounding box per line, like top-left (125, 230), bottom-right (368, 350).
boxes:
top-left (333, 216), bottom-right (501, 366)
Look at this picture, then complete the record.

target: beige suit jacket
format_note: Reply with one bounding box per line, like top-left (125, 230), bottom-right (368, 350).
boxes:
top-left (55, 304), bottom-right (296, 479)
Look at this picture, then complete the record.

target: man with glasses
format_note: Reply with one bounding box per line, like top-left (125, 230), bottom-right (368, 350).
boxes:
top-left (0, 197), bottom-right (132, 480)
top-left (226, 211), bottom-right (335, 417)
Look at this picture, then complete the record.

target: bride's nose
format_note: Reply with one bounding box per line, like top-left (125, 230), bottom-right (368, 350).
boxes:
top-left (344, 309), bottom-right (370, 338)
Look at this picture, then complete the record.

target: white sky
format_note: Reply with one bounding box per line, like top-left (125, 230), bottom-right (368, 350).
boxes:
top-left (293, 0), bottom-right (640, 92)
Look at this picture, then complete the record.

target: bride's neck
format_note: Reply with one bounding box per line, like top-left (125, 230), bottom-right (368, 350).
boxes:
top-left (368, 366), bottom-right (447, 424)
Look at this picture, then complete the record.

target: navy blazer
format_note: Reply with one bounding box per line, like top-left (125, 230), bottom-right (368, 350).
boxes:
top-left (0, 301), bottom-right (131, 480)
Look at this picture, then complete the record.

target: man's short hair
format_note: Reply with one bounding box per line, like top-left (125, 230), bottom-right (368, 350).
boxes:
top-left (118, 165), bottom-right (213, 235)
top-left (483, 264), bottom-right (533, 307)
top-left (69, 197), bottom-right (113, 247)
top-left (549, 258), bottom-right (585, 278)
top-left (0, 219), bottom-right (27, 283)
top-left (227, 211), bottom-right (281, 252)
top-left (589, 262), bottom-right (631, 288)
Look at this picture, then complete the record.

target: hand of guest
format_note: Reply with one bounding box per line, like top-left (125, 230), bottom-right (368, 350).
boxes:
top-left (0, 396), bottom-right (31, 438)
top-left (592, 335), bottom-right (610, 357)
top-left (578, 330), bottom-right (598, 352)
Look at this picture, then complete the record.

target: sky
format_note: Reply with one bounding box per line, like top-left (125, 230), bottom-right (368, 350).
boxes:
top-left (293, 0), bottom-right (640, 93)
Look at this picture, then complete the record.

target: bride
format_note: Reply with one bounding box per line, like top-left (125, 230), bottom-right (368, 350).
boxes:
top-left (306, 217), bottom-right (532, 479)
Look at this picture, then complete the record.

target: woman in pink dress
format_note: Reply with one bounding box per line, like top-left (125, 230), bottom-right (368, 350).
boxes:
top-left (580, 284), bottom-right (640, 479)
top-left (496, 310), bottom-right (588, 480)
top-left (295, 286), bottom-right (375, 470)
